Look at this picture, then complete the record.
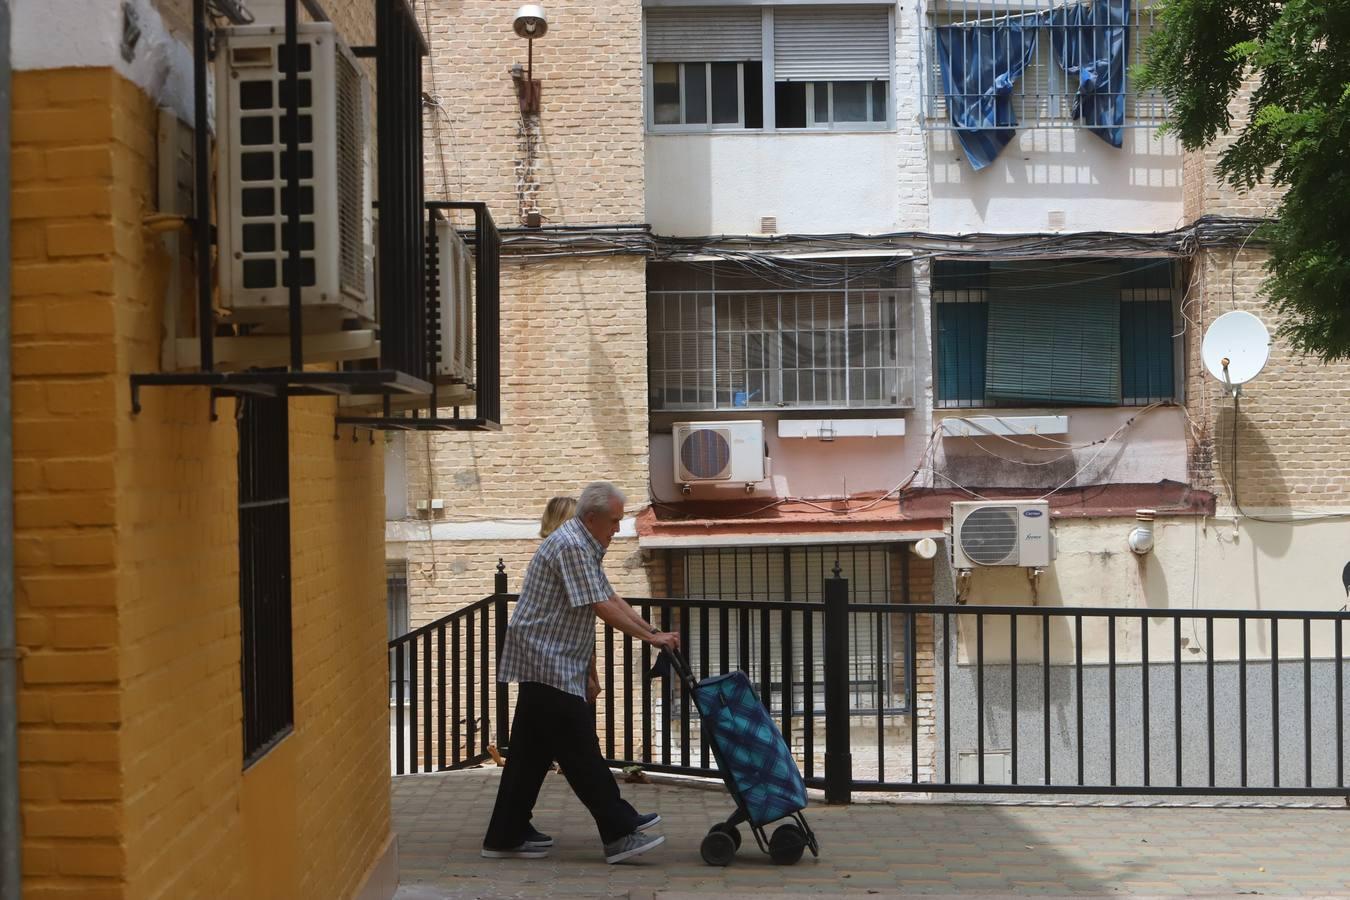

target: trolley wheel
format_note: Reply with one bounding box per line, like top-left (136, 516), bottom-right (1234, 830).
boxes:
top-left (769, 824), bottom-right (807, 865)
top-left (710, 821), bottom-right (742, 850)
top-left (700, 829), bottom-right (737, 867)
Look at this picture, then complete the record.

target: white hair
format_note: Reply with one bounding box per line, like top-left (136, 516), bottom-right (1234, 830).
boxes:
top-left (576, 481), bottom-right (625, 520)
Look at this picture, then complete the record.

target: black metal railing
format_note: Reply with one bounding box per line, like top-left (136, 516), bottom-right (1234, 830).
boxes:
top-left (906, 603), bottom-right (1350, 799)
top-left (131, 0), bottom-right (437, 413)
top-left (389, 565), bottom-right (1350, 800)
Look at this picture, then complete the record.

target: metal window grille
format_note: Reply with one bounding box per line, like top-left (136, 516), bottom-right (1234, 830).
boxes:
top-left (678, 544), bottom-right (910, 715)
top-left (933, 257), bottom-right (1177, 408)
top-left (387, 562), bottom-right (410, 702)
top-left (921, 0), bottom-right (1168, 132)
top-left (238, 393), bottom-right (294, 766)
top-left (648, 259), bottom-right (915, 410)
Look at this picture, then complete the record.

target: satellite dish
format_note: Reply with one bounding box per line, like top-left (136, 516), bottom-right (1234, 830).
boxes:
top-left (1202, 311), bottom-right (1270, 391)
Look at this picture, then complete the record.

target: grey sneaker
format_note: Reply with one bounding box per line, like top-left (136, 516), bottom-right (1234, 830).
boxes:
top-left (480, 843), bottom-right (549, 859)
top-left (604, 831), bottom-right (666, 864)
top-left (633, 812), bottom-right (661, 832)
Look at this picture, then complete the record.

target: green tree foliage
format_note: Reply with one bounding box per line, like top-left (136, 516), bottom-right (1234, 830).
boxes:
top-left (1138, 0), bottom-right (1350, 360)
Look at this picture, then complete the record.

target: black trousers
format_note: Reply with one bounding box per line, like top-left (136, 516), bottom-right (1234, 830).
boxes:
top-left (483, 681), bottom-right (635, 848)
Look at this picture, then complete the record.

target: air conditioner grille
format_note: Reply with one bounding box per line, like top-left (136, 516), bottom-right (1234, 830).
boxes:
top-left (680, 429), bottom-right (732, 480)
top-left (334, 48), bottom-right (366, 298)
top-left (959, 506), bottom-right (1019, 565)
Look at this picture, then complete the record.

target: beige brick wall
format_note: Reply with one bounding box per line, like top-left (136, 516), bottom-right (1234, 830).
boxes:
top-left (1177, 74), bottom-right (1350, 509)
top-left (418, 0), bottom-right (645, 225)
top-left (1183, 77), bottom-right (1284, 221)
top-left (403, 255), bottom-right (650, 520)
top-left (1183, 249), bottom-right (1350, 508)
top-left (400, 536), bottom-right (662, 630)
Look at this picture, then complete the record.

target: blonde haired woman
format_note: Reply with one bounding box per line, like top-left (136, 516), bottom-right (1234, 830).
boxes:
top-left (539, 496), bottom-right (577, 538)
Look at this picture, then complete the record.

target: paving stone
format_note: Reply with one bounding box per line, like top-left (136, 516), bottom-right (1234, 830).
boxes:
top-left (390, 768), bottom-right (1350, 899)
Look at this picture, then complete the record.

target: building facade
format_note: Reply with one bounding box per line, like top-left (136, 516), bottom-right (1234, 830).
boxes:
top-left (3, 0), bottom-right (442, 895)
top-left (393, 0), bottom-right (1350, 788)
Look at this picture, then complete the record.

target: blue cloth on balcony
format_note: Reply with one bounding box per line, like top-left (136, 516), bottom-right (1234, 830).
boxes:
top-left (1047, 0), bottom-right (1130, 148)
top-left (935, 21), bottom-right (1040, 171)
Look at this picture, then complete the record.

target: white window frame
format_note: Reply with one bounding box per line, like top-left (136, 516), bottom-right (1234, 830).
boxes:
top-left (780, 80), bottom-right (890, 131)
top-left (648, 61), bottom-right (753, 132)
top-left (644, 4), bottom-right (896, 134)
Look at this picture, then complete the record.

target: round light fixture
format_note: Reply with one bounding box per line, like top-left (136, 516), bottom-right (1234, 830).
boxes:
top-left (513, 4), bottom-right (549, 39)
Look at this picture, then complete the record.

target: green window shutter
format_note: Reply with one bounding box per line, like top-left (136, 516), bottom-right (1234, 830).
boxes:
top-left (1120, 259), bottom-right (1176, 403)
top-left (985, 262), bottom-right (1121, 406)
top-left (935, 301), bottom-right (987, 406)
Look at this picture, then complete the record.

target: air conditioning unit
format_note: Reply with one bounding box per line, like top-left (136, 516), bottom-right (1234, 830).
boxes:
top-left (951, 500), bottom-right (1054, 569)
top-left (434, 219), bottom-right (474, 384)
top-left (673, 421), bottom-right (766, 490)
top-left (216, 23), bottom-right (373, 330)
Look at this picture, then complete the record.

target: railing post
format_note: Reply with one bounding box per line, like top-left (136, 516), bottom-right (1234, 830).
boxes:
top-left (824, 562), bottom-right (852, 804)
top-left (494, 559), bottom-right (509, 750)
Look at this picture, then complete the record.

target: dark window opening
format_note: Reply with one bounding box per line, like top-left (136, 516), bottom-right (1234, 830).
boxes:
top-left (743, 62), bottom-right (764, 128)
top-left (239, 393), bottom-right (293, 766)
top-left (775, 81), bottom-right (807, 128)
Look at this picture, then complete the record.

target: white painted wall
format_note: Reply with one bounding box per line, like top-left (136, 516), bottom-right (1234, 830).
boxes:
top-left (927, 127), bottom-right (1186, 234)
top-left (957, 515), bottom-right (1350, 663)
top-left (645, 132), bottom-right (917, 236)
top-left (651, 406), bottom-right (1188, 503)
top-left (651, 414), bottom-right (927, 502)
top-left (932, 407), bottom-right (1191, 492)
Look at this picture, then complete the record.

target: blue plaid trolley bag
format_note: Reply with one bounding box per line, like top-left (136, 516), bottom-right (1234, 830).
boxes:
top-left (656, 649), bottom-right (820, 866)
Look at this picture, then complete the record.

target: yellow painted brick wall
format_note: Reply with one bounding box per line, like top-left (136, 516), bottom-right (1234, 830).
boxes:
top-left (11, 66), bottom-right (390, 899)
top-left (11, 66), bottom-right (128, 900)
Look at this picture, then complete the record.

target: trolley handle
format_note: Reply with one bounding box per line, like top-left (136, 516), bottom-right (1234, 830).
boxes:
top-left (649, 646), bottom-right (698, 691)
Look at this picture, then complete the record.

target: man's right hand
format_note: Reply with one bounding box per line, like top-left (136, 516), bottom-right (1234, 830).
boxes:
top-left (649, 631), bottom-right (680, 652)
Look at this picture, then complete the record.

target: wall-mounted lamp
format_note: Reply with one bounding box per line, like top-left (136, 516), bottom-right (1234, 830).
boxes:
top-left (512, 4), bottom-right (548, 116)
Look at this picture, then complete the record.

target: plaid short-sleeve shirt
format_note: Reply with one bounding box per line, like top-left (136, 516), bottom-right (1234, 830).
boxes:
top-left (497, 517), bottom-right (614, 699)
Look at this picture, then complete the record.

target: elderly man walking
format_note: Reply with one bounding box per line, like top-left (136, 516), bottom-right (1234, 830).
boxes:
top-left (482, 482), bottom-right (681, 864)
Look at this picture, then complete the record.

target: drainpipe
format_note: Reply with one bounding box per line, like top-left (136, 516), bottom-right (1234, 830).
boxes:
top-left (0, 0), bottom-right (21, 896)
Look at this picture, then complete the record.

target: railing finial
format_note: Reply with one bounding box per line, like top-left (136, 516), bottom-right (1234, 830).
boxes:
top-left (496, 557), bottom-right (506, 575)
top-left (832, 558), bottom-right (842, 579)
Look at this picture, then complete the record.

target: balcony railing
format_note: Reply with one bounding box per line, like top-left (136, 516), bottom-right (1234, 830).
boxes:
top-left (921, 0), bottom-right (1169, 133)
top-left (389, 561), bottom-right (1350, 800)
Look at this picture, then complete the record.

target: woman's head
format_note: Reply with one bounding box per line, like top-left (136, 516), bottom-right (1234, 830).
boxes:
top-left (539, 496), bottom-right (577, 537)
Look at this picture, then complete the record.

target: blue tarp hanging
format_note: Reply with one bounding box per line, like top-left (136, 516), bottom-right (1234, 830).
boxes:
top-left (936, 22), bottom-right (1039, 171)
top-left (1047, 0), bottom-right (1130, 148)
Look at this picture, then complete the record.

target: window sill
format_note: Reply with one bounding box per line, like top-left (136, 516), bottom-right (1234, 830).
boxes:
top-left (648, 126), bottom-right (894, 136)
top-left (653, 406), bottom-right (913, 417)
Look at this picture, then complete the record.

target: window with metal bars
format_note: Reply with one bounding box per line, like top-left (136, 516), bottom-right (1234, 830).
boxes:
top-left (238, 393), bottom-right (294, 766)
top-left (921, 0), bottom-right (1168, 134)
top-left (933, 257), bottom-right (1178, 408)
top-left (677, 544), bottom-right (910, 715)
top-left (648, 259), bottom-right (915, 410)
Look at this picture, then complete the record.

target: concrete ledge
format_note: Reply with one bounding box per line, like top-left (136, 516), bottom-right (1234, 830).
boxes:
top-left (354, 832), bottom-right (399, 900)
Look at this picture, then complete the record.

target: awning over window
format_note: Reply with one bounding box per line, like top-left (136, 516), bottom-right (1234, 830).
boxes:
top-left (773, 6), bottom-right (891, 81)
top-left (646, 8), bottom-right (763, 62)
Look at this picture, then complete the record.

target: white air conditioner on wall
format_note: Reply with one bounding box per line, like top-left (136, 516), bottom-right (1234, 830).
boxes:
top-left (673, 421), bottom-right (766, 492)
top-left (951, 500), bottom-right (1054, 569)
top-left (434, 219), bottom-right (474, 384)
top-left (216, 23), bottom-right (373, 330)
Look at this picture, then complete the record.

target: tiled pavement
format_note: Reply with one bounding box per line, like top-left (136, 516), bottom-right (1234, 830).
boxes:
top-left (391, 768), bottom-right (1350, 899)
